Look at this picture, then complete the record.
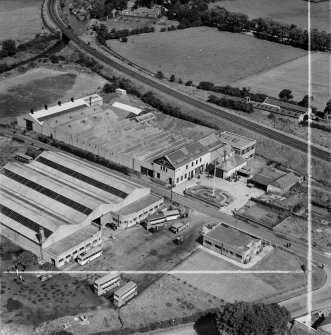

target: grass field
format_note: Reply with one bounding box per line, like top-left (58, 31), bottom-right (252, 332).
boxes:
top-left (108, 27), bottom-right (307, 85)
top-left (173, 248), bottom-right (306, 302)
top-left (0, 0), bottom-right (43, 42)
top-left (233, 52), bottom-right (330, 111)
top-left (211, 0), bottom-right (330, 32)
top-left (0, 66), bottom-right (107, 122)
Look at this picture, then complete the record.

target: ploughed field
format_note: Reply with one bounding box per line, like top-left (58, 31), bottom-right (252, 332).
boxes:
top-left (108, 27), bottom-right (307, 85)
top-left (210, 0), bottom-right (330, 32)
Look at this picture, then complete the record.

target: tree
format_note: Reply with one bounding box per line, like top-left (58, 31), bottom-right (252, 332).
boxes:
top-left (178, 78), bottom-right (183, 84)
top-left (323, 99), bottom-right (331, 119)
top-left (298, 95), bottom-right (313, 108)
top-left (169, 74), bottom-right (175, 82)
top-left (279, 89), bottom-right (293, 102)
top-left (215, 301), bottom-right (291, 335)
top-left (2, 39), bottom-right (16, 56)
top-left (185, 80), bottom-right (193, 86)
top-left (155, 71), bottom-right (164, 79)
top-left (103, 83), bottom-right (116, 93)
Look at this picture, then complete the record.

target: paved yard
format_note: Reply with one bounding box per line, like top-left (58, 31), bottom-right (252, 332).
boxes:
top-left (173, 174), bottom-right (265, 215)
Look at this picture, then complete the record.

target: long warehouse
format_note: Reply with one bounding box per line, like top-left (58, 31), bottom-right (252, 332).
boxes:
top-left (0, 151), bottom-right (163, 267)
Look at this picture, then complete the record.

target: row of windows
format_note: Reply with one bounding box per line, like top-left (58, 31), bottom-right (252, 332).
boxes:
top-left (58, 238), bottom-right (100, 263)
top-left (186, 158), bottom-right (202, 170)
top-left (205, 240), bottom-right (242, 259)
top-left (160, 166), bottom-right (168, 172)
top-left (241, 145), bottom-right (255, 155)
top-left (118, 203), bottom-right (162, 225)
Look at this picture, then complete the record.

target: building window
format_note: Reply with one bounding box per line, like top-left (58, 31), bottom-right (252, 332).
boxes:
top-left (93, 240), bottom-right (97, 244)
top-left (154, 205), bottom-right (158, 209)
top-left (196, 160), bottom-right (198, 164)
top-left (200, 158), bottom-right (202, 162)
top-left (215, 245), bottom-right (222, 249)
top-left (236, 253), bottom-right (242, 258)
top-left (186, 164), bottom-right (188, 169)
top-left (66, 255), bottom-right (71, 259)
top-left (73, 251), bottom-right (77, 254)
top-left (59, 258), bottom-right (64, 262)
top-left (86, 243), bottom-right (91, 248)
top-left (176, 178), bottom-right (179, 183)
top-left (184, 173), bottom-right (187, 179)
top-left (205, 240), bottom-right (212, 245)
top-left (165, 168), bottom-right (168, 172)
top-left (157, 172), bottom-right (160, 178)
top-left (191, 162), bottom-right (194, 167)
top-left (181, 176), bottom-right (183, 181)
top-left (80, 247), bottom-right (84, 251)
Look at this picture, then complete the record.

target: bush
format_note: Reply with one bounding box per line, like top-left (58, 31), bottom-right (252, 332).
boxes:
top-left (208, 95), bottom-right (254, 113)
top-left (17, 250), bottom-right (38, 266)
top-left (185, 80), bottom-right (193, 86)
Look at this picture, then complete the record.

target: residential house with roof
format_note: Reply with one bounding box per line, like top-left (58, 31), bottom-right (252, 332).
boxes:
top-left (202, 223), bottom-right (263, 264)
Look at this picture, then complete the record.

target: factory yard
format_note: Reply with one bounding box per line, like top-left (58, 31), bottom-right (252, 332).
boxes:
top-left (108, 27), bottom-right (307, 85)
top-left (173, 248), bottom-right (307, 303)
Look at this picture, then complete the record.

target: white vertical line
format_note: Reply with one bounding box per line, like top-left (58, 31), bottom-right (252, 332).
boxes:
top-left (306, 0), bottom-right (312, 327)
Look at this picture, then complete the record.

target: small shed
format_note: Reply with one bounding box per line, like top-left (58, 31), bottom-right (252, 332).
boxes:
top-left (116, 88), bottom-right (127, 96)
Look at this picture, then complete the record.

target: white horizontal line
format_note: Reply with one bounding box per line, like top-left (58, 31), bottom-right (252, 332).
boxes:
top-left (3, 270), bottom-right (303, 275)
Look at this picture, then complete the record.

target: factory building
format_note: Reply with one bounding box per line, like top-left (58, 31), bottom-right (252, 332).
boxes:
top-left (17, 97), bottom-right (256, 186)
top-left (0, 151), bottom-right (163, 267)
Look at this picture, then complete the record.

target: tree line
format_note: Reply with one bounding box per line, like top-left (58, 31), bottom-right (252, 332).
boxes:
top-left (164, 0), bottom-right (330, 51)
top-left (95, 24), bottom-right (155, 44)
top-left (208, 94), bottom-right (254, 114)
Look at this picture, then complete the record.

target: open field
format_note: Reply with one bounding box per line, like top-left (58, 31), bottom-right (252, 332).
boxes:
top-left (211, 0), bottom-right (330, 32)
top-left (233, 52), bottom-right (330, 112)
top-left (108, 27), bottom-right (307, 85)
top-left (0, 0), bottom-right (43, 42)
top-left (173, 248), bottom-right (307, 302)
top-left (0, 66), bottom-right (107, 122)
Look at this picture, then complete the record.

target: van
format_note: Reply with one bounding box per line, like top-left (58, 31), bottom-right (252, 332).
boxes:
top-left (169, 222), bottom-right (190, 234)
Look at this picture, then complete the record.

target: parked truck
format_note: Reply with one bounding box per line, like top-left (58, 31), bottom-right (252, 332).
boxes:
top-left (169, 222), bottom-right (190, 234)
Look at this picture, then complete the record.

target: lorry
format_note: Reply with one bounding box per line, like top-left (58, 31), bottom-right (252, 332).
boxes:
top-left (169, 222), bottom-right (190, 234)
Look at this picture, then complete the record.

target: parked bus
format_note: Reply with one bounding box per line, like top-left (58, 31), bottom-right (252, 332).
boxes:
top-left (16, 153), bottom-right (33, 163)
top-left (94, 272), bottom-right (121, 296)
top-left (77, 246), bottom-right (103, 265)
top-left (143, 209), bottom-right (181, 230)
top-left (169, 222), bottom-right (190, 234)
top-left (113, 281), bottom-right (137, 307)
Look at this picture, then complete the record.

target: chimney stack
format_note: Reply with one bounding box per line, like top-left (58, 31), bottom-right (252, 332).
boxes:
top-left (30, 109), bottom-right (34, 114)
top-left (89, 96), bottom-right (92, 106)
top-left (44, 105), bottom-right (48, 110)
top-left (58, 101), bottom-right (61, 106)
top-left (71, 97), bottom-right (74, 102)
top-left (39, 227), bottom-right (46, 260)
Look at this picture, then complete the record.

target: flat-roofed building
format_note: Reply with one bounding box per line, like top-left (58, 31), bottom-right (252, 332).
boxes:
top-left (0, 151), bottom-right (163, 267)
top-left (202, 223), bottom-right (263, 264)
top-left (219, 131), bottom-right (256, 159)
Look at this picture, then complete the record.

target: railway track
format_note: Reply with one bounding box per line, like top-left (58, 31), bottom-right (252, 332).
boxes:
top-left (48, 0), bottom-right (330, 163)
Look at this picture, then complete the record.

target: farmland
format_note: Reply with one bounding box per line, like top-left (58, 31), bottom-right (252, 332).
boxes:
top-left (108, 27), bottom-right (307, 85)
top-left (210, 0), bottom-right (330, 32)
top-left (173, 248), bottom-right (307, 302)
top-left (233, 52), bottom-right (330, 111)
top-left (0, 0), bottom-right (43, 43)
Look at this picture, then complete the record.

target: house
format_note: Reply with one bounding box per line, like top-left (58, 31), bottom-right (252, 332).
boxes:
top-left (214, 154), bottom-right (247, 179)
top-left (202, 223), bottom-right (263, 264)
top-left (218, 131), bottom-right (256, 159)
